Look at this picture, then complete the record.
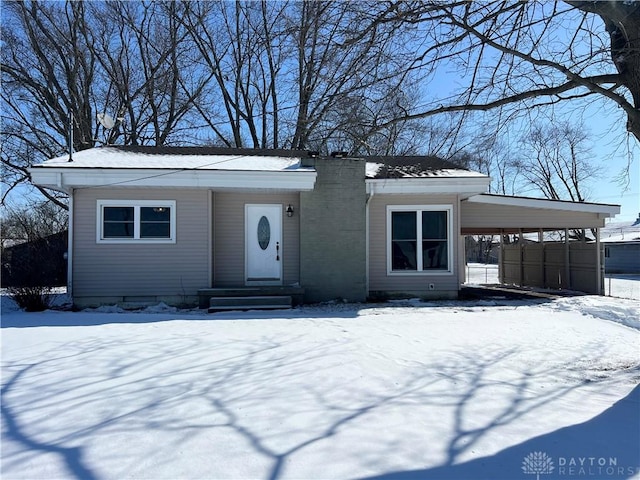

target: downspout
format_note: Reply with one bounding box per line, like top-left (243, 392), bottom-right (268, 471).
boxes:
top-left (365, 183), bottom-right (375, 297)
top-left (458, 195), bottom-right (464, 291)
top-left (67, 188), bottom-right (74, 298)
top-left (208, 190), bottom-right (213, 288)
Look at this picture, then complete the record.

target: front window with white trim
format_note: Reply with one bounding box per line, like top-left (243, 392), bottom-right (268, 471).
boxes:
top-left (387, 205), bottom-right (453, 274)
top-left (97, 200), bottom-right (176, 243)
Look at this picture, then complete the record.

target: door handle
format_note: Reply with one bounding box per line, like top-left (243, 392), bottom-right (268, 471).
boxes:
top-left (276, 242), bottom-right (280, 261)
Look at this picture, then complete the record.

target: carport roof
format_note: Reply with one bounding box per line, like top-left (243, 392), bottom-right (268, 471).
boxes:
top-left (461, 194), bottom-right (620, 235)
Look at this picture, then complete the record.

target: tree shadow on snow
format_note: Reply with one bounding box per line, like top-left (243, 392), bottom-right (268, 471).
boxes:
top-left (363, 384), bottom-right (640, 480)
top-left (2, 327), bottom-right (636, 480)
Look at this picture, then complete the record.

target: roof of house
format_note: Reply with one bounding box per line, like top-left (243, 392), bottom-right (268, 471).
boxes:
top-left (39, 146), bottom-right (312, 172)
top-left (363, 155), bottom-right (478, 179)
top-left (601, 218), bottom-right (640, 243)
top-left (36, 146), bottom-right (481, 179)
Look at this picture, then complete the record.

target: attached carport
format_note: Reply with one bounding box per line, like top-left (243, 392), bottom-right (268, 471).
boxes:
top-left (460, 194), bottom-right (620, 294)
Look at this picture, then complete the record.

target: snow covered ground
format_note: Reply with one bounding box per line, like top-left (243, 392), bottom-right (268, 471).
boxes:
top-left (2, 295), bottom-right (639, 480)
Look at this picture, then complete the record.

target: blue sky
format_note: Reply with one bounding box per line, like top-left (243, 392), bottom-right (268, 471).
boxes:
top-left (582, 104), bottom-right (639, 223)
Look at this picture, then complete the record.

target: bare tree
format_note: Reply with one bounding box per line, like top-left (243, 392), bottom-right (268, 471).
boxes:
top-left (179, 0), bottom-right (422, 152)
top-left (358, 1), bottom-right (640, 145)
top-left (179, 1), bottom-right (286, 148)
top-left (1, 201), bottom-right (68, 248)
top-left (83, 1), bottom-right (209, 146)
top-left (1, 1), bottom-right (96, 208)
top-left (516, 121), bottom-right (600, 202)
top-left (1, 201), bottom-right (68, 309)
top-left (1, 1), bottom-right (209, 206)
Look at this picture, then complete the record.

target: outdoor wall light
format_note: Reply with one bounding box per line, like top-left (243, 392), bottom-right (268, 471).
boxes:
top-left (286, 204), bottom-right (294, 217)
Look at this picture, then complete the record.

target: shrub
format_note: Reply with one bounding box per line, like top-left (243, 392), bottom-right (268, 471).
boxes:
top-left (7, 285), bottom-right (54, 312)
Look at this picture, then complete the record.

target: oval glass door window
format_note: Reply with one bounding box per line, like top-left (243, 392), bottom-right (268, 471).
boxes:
top-left (257, 216), bottom-right (271, 250)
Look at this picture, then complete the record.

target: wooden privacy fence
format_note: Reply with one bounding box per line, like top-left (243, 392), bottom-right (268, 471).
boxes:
top-left (501, 241), bottom-right (602, 294)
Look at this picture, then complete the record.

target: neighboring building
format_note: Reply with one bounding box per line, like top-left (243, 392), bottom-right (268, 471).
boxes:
top-left (29, 147), bottom-right (619, 308)
top-left (602, 216), bottom-right (640, 274)
top-left (1, 231), bottom-right (68, 287)
top-left (465, 236), bottom-right (499, 264)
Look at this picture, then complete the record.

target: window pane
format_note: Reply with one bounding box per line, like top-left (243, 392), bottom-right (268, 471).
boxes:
top-left (392, 240), bottom-right (417, 270)
top-left (257, 216), bottom-right (271, 250)
top-left (103, 222), bottom-right (134, 238)
top-left (423, 241), bottom-right (448, 270)
top-left (141, 207), bottom-right (170, 222)
top-left (140, 223), bottom-right (170, 238)
top-left (392, 212), bottom-right (417, 240)
top-left (140, 207), bottom-right (171, 238)
top-left (103, 207), bottom-right (134, 238)
top-left (422, 211), bottom-right (447, 239)
top-left (104, 207), bottom-right (134, 222)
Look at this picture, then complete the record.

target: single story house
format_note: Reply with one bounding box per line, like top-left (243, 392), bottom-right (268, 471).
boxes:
top-left (29, 146), bottom-right (620, 309)
top-left (601, 217), bottom-right (640, 274)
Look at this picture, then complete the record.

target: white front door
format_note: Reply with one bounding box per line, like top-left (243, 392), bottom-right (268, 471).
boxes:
top-left (245, 204), bottom-right (283, 285)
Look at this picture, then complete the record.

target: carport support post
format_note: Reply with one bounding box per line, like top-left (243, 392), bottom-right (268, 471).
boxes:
top-left (518, 229), bottom-right (524, 287)
top-left (595, 227), bottom-right (603, 295)
top-left (564, 228), bottom-right (570, 290)
top-left (499, 229), bottom-right (504, 283)
top-left (539, 229), bottom-right (545, 289)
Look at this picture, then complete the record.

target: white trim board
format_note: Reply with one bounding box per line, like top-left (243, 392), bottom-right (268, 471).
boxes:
top-left (30, 168), bottom-right (317, 193)
top-left (367, 177), bottom-right (490, 197)
top-left (385, 204), bottom-right (454, 277)
top-left (466, 194), bottom-right (620, 216)
top-left (96, 199), bottom-right (177, 244)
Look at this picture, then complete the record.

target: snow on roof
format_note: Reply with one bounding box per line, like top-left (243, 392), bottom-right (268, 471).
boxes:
top-left (365, 156), bottom-right (485, 179)
top-left (37, 147), bottom-right (485, 179)
top-left (39, 146), bottom-right (311, 172)
top-left (365, 162), bottom-right (485, 179)
top-left (366, 162), bottom-right (385, 178)
top-left (601, 219), bottom-right (640, 243)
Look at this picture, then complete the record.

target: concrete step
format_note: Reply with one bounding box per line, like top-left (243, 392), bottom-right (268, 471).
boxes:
top-left (208, 295), bottom-right (292, 312)
top-left (198, 286), bottom-right (304, 309)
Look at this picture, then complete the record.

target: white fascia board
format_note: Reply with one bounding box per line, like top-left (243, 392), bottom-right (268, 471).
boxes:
top-left (466, 194), bottom-right (620, 216)
top-left (29, 168), bottom-right (317, 192)
top-left (366, 177), bottom-right (490, 196)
